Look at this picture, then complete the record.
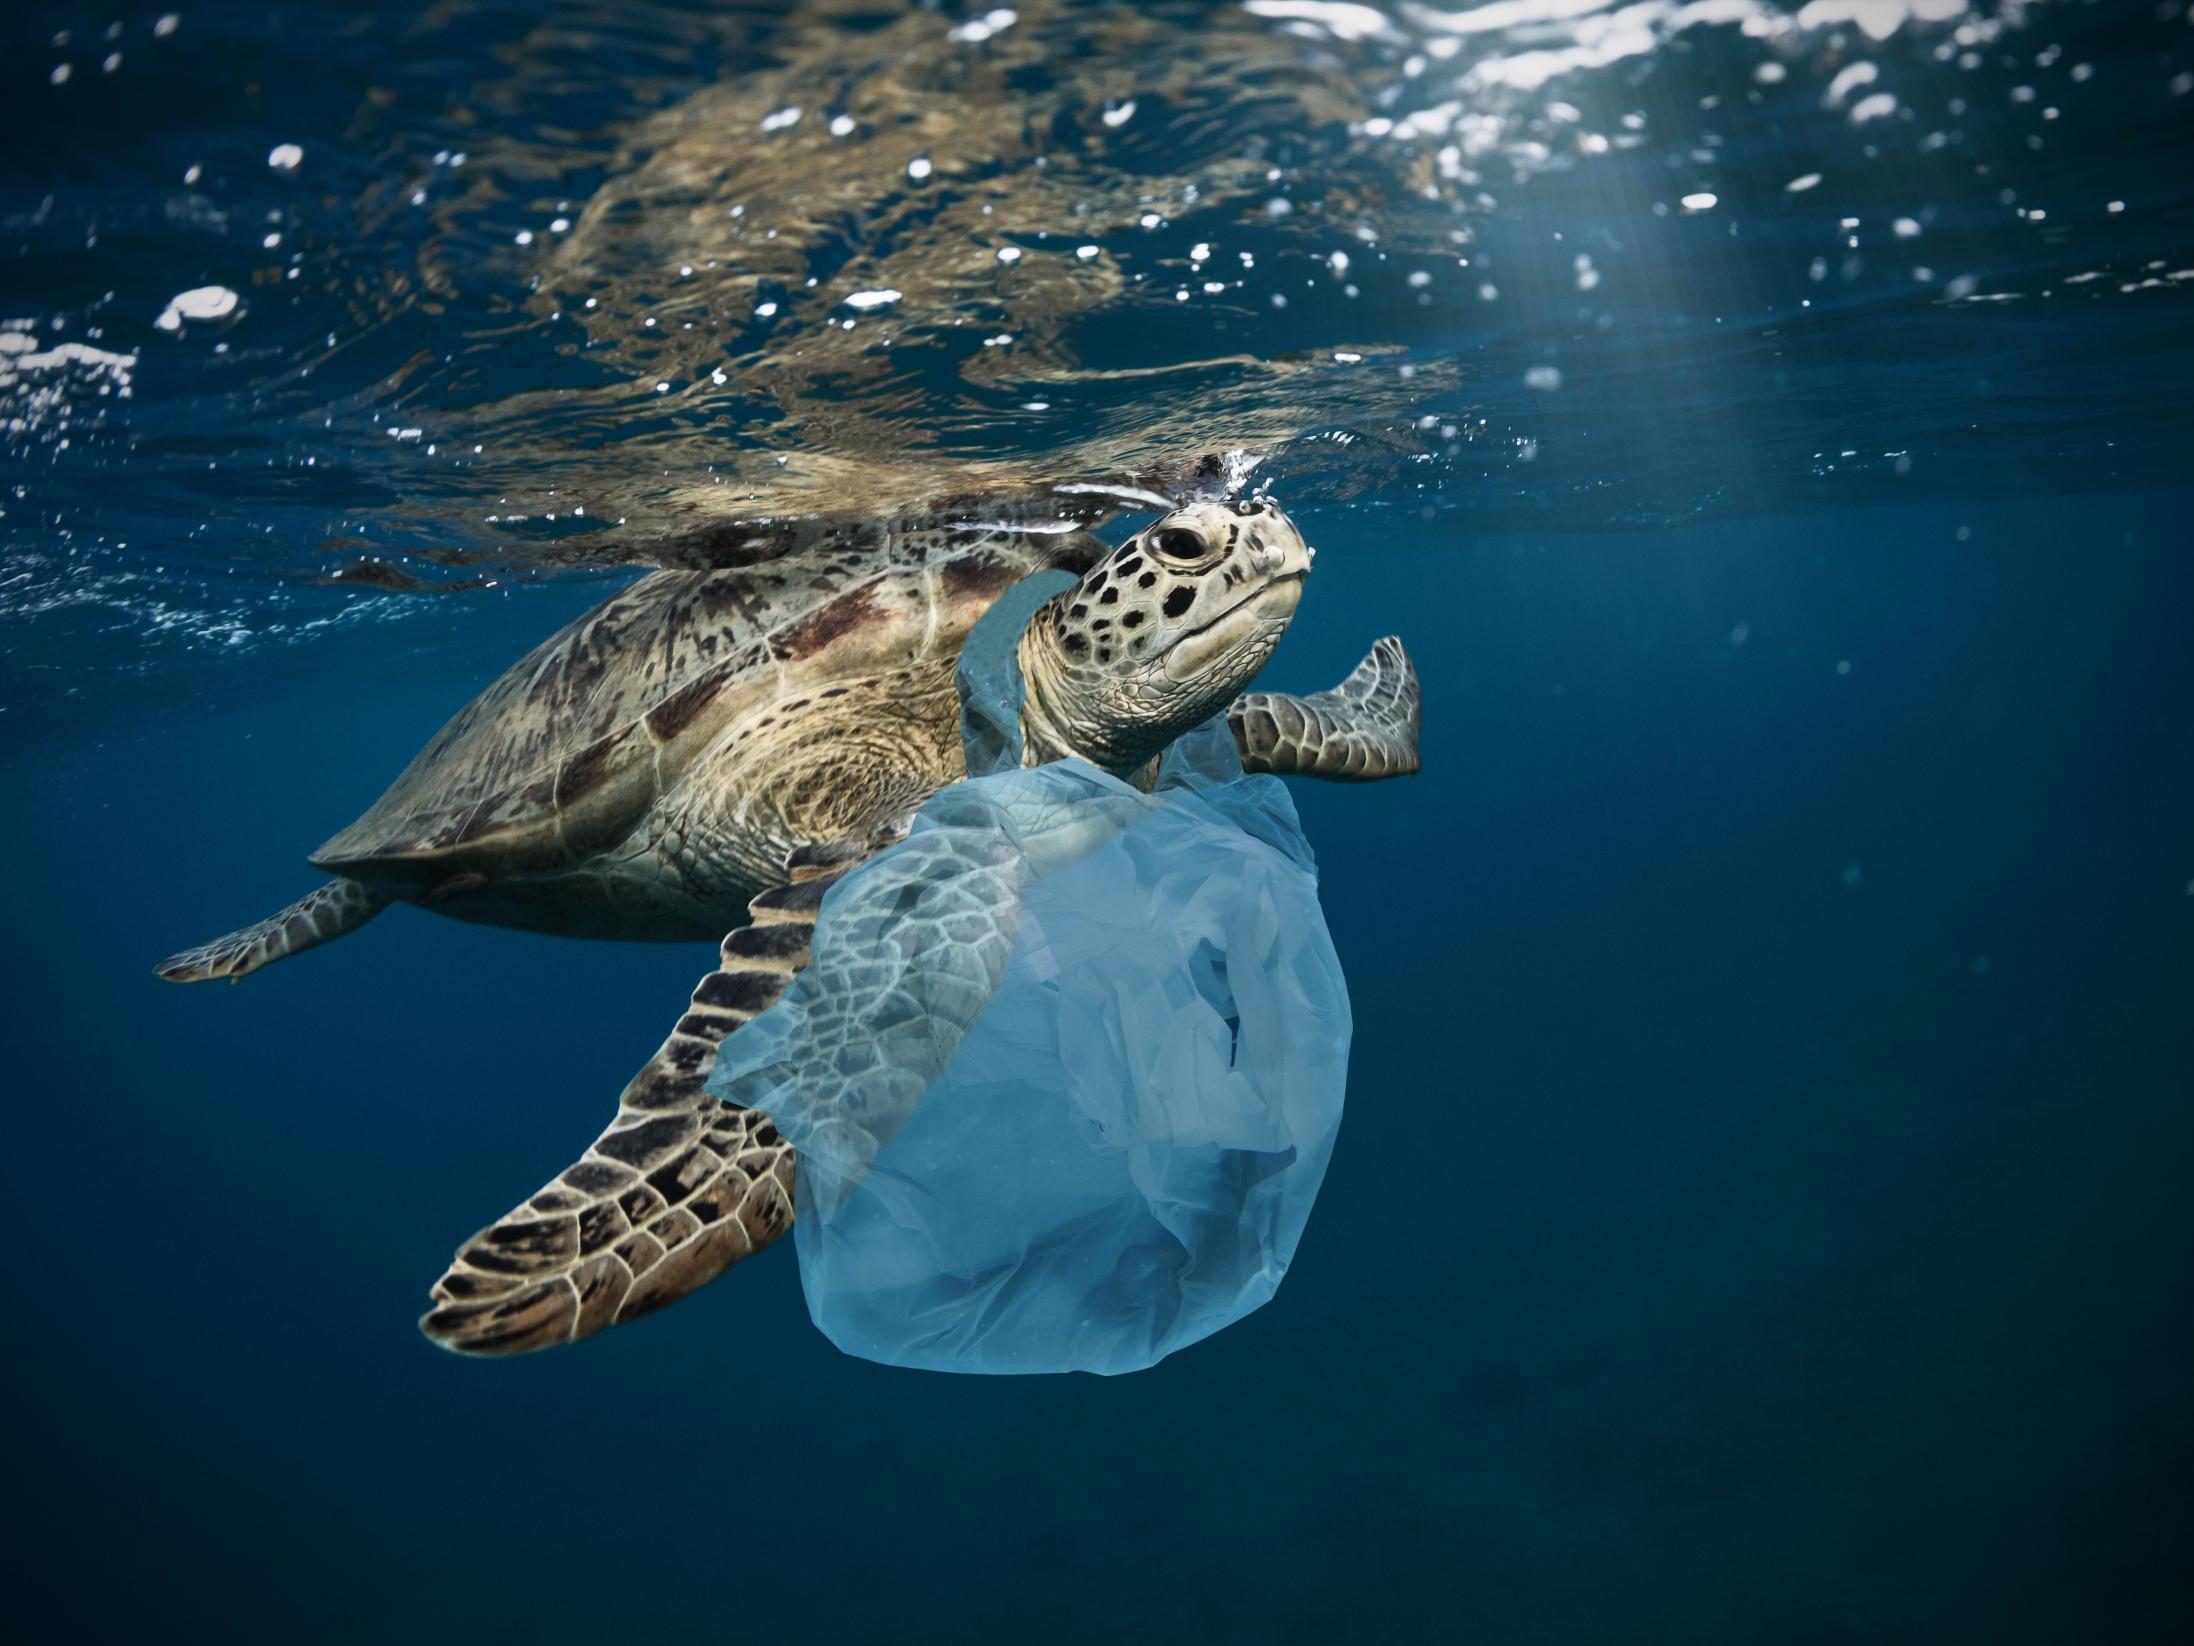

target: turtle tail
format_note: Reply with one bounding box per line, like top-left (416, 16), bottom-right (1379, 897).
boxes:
top-left (155, 877), bottom-right (390, 984)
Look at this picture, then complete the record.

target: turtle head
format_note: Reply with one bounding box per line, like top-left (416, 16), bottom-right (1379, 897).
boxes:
top-left (1017, 497), bottom-right (1311, 774)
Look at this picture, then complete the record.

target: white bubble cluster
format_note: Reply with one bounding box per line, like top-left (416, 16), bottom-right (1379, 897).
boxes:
top-left (154, 286), bottom-right (241, 333)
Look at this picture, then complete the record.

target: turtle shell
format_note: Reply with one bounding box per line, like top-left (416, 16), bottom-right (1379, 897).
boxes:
top-left (311, 524), bottom-right (1102, 886)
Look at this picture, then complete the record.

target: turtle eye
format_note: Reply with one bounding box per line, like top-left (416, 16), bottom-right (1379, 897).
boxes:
top-left (1149, 526), bottom-right (1207, 564)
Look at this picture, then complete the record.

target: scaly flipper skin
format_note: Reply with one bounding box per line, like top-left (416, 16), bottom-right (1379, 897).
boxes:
top-left (416, 844), bottom-right (869, 1355)
top-left (1229, 636), bottom-right (1421, 781)
top-left (154, 878), bottom-right (390, 984)
top-left (709, 815), bottom-right (1040, 1201)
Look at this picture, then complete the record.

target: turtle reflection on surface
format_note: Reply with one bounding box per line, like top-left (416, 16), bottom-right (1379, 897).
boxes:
top-left (380, 0), bottom-right (1460, 566)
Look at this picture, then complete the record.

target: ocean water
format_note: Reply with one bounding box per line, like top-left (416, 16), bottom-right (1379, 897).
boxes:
top-left (6, 2), bottom-right (2193, 1640)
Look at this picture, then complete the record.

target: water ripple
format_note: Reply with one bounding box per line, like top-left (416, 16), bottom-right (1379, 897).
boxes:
top-left (2, 0), bottom-right (2189, 686)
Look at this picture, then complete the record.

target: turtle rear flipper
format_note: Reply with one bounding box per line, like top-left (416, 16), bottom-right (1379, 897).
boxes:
top-left (154, 878), bottom-right (390, 984)
top-left (1229, 635), bottom-right (1422, 781)
top-left (417, 845), bottom-right (869, 1356)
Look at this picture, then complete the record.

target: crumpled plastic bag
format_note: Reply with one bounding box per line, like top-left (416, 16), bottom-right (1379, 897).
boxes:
top-left (705, 571), bottom-right (1352, 1374)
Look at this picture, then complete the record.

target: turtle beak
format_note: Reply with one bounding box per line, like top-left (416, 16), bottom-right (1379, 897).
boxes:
top-left (1250, 505), bottom-right (1313, 583)
top-left (1257, 520), bottom-right (1313, 584)
top-left (1161, 571), bottom-right (1304, 682)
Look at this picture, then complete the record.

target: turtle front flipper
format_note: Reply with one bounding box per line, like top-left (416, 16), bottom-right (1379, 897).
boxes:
top-left (1228, 636), bottom-right (1422, 781)
top-left (418, 844), bottom-right (868, 1357)
top-left (154, 878), bottom-right (390, 984)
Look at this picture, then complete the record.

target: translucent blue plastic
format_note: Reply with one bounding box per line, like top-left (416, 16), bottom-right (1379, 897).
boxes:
top-left (706, 578), bottom-right (1351, 1374)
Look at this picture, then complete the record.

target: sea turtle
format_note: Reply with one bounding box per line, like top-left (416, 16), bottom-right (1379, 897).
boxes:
top-left (158, 495), bottom-right (1420, 1354)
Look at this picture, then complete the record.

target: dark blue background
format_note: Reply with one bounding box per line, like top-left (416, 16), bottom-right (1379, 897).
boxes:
top-left (9, 490), bottom-right (2191, 1640)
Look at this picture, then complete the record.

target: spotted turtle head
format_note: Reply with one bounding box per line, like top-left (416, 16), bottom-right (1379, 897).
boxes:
top-left (1019, 497), bottom-right (1312, 772)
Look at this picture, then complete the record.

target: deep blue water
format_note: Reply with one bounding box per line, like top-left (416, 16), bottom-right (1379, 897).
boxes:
top-left (7, 2), bottom-right (2194, 1641)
